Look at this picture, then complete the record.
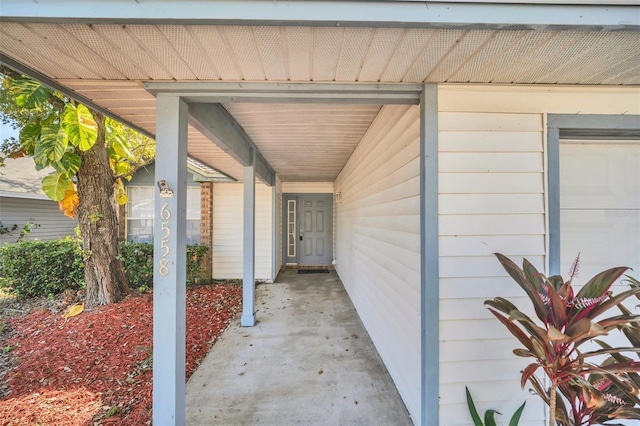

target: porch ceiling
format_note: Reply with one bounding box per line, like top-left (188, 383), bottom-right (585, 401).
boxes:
top-left (2, 24), bottom-right (638, 85)
top-left (1, 22), bottom-right (639, 182)
top-left (222, 103), bottom-right (381, 182)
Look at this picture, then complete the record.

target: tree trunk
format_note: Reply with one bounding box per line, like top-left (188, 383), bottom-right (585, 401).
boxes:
top-left (76, 112), bottom-right (130, 307)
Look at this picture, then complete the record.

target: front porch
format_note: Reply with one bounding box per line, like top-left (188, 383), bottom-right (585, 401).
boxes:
top-left (186, 269), bottom-right (411, 425)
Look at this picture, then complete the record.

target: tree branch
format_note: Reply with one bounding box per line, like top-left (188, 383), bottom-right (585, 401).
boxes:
top-left (0, 65), bottom-right (22, 80)
top-left (113, 157), bottom-right (155, 180)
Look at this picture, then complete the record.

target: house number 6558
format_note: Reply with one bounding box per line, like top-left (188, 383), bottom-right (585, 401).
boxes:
top-left (159, 202), bottom-right (171, 276)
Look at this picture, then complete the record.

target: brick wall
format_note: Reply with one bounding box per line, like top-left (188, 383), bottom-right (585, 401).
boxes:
top-left (118, 203), bottom-right (126, 241)
top-left (200, 182), bottom-right (214, 281)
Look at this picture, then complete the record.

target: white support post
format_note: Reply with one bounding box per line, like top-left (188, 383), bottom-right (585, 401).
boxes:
top-left (241, 161), bottom-right (256, 326)
top-left (153, 94), bottom-right (188, 425)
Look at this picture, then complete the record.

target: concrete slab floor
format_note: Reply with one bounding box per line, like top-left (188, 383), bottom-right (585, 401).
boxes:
top-left (186, 269), bottom-right (413, 425)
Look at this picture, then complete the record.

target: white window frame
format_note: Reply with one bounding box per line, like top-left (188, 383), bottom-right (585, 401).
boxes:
top-left (126, 185), bottom-right (201, 244)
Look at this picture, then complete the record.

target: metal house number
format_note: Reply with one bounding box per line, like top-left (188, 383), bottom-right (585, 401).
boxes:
top-left (157, 180), bottom-right (173, 276)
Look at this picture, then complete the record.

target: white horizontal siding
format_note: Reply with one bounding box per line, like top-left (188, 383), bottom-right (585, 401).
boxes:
top-left (211, 182), bottom-right (272, 280)
top-left (435, 86), bottom-right (640, 425)
top-left (334, 104), bottom-right (421, 425)
top-left (437, 109), bottom-right (547, 425)
top-left (0, 196), bottom-right (77, 243)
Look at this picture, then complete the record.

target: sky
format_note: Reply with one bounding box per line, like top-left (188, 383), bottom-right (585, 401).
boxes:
top-left (1, 121), bottom-right (18, 141)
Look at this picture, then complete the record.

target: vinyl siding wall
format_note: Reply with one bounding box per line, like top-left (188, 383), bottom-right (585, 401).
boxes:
top-left (0, 196), bottom-right (77, 243)
top-left (334, 105), bottom-right (421, 424)
top-left (211, 182), bottom-right (273, 281)
top-left (437, 85), bottom-right (640, 425)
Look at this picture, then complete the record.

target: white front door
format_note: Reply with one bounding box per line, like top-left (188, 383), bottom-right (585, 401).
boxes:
top-left (559, 141), bottom-right (640, 283)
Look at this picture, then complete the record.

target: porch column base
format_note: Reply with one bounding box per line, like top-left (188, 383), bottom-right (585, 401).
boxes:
top-left (241, 313), bottom-right (256, 327)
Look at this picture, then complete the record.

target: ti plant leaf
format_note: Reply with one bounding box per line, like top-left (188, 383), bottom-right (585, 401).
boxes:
top-left (489, 254), bottom-right (640, 426)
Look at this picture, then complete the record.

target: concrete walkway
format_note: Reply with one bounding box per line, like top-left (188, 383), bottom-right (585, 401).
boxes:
top-left (186, 269), bottom-right (412, 425)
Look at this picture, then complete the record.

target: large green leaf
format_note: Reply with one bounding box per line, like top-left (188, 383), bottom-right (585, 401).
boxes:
top-left (55, 152), bottom-right (81, 176)
top-left (108, 130), bottom-right (134, 160)
top-left (35, 122), bottom-right (68, 164)
top-left (14, 79), bottom-right (50, 108)
top-left (62, 103), bottom-right (97, 151)
top-left (41, 172), bottom-right (70, 201)
top-left (19, 123), bottom-right (41, 155)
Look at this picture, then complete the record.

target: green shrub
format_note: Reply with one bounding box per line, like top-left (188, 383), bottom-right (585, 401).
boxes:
top-left (120, 242), bottom-right (209, 289)
top-left (119, 242), bottom-right (154, 291)
top-left (0, 238), bottom-right (85, 298)
top-left (0, 239), bottom-right (209, 298)
top-left (186, 243), bottom-right (209, 285)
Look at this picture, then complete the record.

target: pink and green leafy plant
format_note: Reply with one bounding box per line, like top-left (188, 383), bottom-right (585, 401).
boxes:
top-left (485, 253), bottom-right (640, 425)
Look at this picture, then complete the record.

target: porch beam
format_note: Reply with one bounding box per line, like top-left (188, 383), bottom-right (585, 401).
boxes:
top-left (420, 84), bottom-right (439, 426)
top-left (153, 94), bottom-right (188, 425)
top-left (241, 162), bottom-right (257, 327)
top-left (2, 1), bottom-right (638, 31)
top-left (146, 82), bottom-right (422, 105)
top-left (189, 103), bottom-right (275, 186)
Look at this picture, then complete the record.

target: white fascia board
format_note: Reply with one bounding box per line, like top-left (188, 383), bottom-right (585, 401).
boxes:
top-left (1, 1), bottom-right (638, 31)
top-left (0, 191), bottom-right (49, 200)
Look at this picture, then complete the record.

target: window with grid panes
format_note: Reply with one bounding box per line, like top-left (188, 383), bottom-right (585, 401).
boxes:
top-left (126, 186), bottom-right (201, 244)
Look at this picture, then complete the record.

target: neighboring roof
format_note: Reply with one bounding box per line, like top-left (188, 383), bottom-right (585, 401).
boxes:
top-left (186, 156), bottom-right (236, 182)
top-left (0, 156), bottom-right (50, 200)
top-left (0, 155), bottom-right (234, 201)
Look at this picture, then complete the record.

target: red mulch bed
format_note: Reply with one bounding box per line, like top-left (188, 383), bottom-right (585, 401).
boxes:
top-left (0, 284), bottom-right (242, 425)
